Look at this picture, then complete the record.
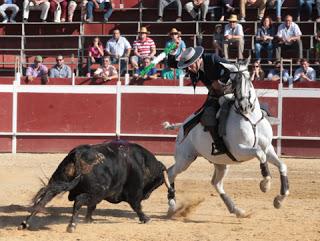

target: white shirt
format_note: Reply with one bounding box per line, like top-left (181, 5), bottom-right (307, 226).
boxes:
top-left (224, 23), bottom-right (244, 38)
top-left (96, 0), bottom-right (110, 3)
top-left (293, 66), bottom-right (316, 82)
top-left (277, 22), bottom-right (302, 42)
top-left (106, 36), bottom-right (131, 57)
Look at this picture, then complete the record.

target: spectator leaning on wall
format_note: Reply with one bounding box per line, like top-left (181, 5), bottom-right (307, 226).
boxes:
top-left (293, 58), bottom-right (316, 82)
top-left (26, 55), bottom-right (49, 84)
top-left (49, 55), bottom-right (72, 78)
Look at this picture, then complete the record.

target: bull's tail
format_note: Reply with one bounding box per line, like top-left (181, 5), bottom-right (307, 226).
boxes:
top-left (19, 175), bottom-right (81, 230)
top-left (162, 121), bottom-right (182, 130)
top-left (31, 175), bottom-right (81, 211)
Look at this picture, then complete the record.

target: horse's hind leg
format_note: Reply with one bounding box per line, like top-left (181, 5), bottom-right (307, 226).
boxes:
top-left (211, 164), bottom-right (247, 218)
top-left (266, 146), bottom-right (289, 209)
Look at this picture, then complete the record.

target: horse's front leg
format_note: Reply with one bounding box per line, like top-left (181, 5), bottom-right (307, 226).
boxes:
top-left (167, 140), bottom-right (198, 214)
top-left (212, 164), bottom-right (248, 218)
top-left (265, 145), bottom-right (289, 209)
top-left (234, 144), bottom-right (272, 193)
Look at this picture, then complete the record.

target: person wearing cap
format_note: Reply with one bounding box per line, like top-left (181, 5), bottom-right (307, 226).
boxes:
top-left (0, 0), bottom-right (19, 23)
top-left (239, 0), bottom-right (267, 22)
top-left (223, 14), bottom-right (244, 60)
top-left (165, 28), bottom-right (186, 68)
top-left (185, 0), bottom-right (209, 21)
top-left (131, 27), bottom-right (156, 70)
top-left (86, 0), bottom-right (113, 22)
top-left (26, 55), bottom-right (49, 84)
top-left (177, 46), bottom-right (232, 155)
top-left (157, 0), bottom-right (182, 22)
top-left (23, 0), bottom-right (50, 22)
top-left (49, 55), bottom-right (72, 78)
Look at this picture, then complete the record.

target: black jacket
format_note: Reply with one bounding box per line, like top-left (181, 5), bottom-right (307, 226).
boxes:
top-left (189, 53), bottom-right (230, 90)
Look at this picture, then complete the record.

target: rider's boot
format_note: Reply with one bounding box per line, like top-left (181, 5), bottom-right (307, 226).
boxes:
top-left (207, 126), bottom-right (226, 155)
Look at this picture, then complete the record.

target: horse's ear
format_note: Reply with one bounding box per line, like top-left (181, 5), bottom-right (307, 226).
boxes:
top-left (220, 62), bottom-right (238, 72)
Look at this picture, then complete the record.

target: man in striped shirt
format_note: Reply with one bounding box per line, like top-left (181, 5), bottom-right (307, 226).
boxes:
top-left (130, 27), bottom-right (156, 70)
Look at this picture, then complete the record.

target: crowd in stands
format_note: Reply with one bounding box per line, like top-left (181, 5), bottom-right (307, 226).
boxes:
top-left (1, 0), bottom-right (320, 83)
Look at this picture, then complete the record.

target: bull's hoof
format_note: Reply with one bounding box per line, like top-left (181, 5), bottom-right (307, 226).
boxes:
top-left (66, 223), bottom-right (76, 233)
top-left (18, 221), bottom-right (28, 230)
top-left (140, 216), bottom-right (150, 224)
top-left (85, 217), bottom-right (94, 223)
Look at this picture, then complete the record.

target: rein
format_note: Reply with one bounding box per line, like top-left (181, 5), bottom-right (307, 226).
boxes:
top-left (231, 66), bottom-right (262, 148)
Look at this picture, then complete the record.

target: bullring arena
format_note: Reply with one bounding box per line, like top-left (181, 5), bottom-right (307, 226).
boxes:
top-left (0, 154), bottom-right (319, 241)
top-left (1, 0), bottom-right (320, 240)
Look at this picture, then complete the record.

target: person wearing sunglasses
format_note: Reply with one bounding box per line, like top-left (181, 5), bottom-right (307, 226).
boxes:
top-left (177, 47), bottom-right (232, 155)
top-left (250, 61), bottom-right (265, 81)
top-left (267, 60), bottom-right (289, 81)
top-left (49, 55), bottom-right (72, 78)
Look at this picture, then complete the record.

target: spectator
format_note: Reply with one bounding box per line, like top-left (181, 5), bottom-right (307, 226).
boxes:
top-left (157, 0), bottom-right (182, 22)
top-left (86, 0), bottom-right (113, 22)
top-left (0, 0), bottom-right (19, 23)
top-left (26, 55), bottom-right (49, 84)
top-left (166, 28), bottom-right (186, 68)
top-left (266, 0), bottom-right (284, 23)
top-left (105, 28), bottom-right (131, 76)
top-left (267, 60), bottom-right (290, 81)
top-left (161, 67), bottom-right (183, 80)
top-left (275, 15), bottom-right (303, 62)
top-left (131, 27), bottom-right (156, 70)
top-left (49, 55), bottom-right (72, 78)
top-left (250, 60), bottom-right (265, 81)
top-left (23, 0), bottom-right (50, 22)
top-left (314, 29), bottom-right (320, 64)
top-left (87, 36), bottom-right (104, 77)
top-left (218, 0), bottom-right (235, 22)
top-left (50, 0), bottom-right (68, 22)
top-left (223, 14), bottom-right (244, 60)
top-left (293, 58), bottom-right (316, 82)
top-left (93, 56), bottom-right (118, 82)
top-left (131, 57), bottom-right (158, 84)
top-left (212, 24), bottom-right (224, 56)
top-left (68, 0), bottom-right (87, 22)
top-left (239, 0), bottom-right (267, 22)
top-left (255, 16), bottom-right (275, 64)
top-left (316, 0), bottom-right (320, 22)
top-left (185, 0), bottom-right (209, 21)
top-left (297, 0), bottom-right (313, 22)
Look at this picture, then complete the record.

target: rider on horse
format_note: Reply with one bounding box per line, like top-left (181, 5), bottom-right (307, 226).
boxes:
top-left (177, 46), bottom-right (233, 155)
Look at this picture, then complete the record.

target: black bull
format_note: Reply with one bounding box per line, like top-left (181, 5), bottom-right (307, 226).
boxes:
top-left (19, 140), bottom-right (174, 232)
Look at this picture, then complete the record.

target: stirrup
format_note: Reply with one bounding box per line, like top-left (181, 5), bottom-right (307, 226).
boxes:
top-left (211, 143), bottom-right (226, 156)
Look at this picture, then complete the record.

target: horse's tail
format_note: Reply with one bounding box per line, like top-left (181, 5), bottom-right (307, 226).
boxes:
top-left (162, 121), bottom-right (182, 130)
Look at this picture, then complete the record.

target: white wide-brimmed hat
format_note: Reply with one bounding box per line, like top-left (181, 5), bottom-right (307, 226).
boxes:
top-left (177, 46), bottom-right (204, 69)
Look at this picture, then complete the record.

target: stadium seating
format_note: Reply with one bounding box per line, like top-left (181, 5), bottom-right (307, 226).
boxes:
top-left (0, 0), bottom-right (318, 80)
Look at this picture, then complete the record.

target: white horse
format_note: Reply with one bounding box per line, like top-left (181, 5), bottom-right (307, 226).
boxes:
top-left (165, 59), bottom-right (289, 217)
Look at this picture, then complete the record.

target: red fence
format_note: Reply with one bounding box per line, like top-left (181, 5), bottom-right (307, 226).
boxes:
top-left (1, 78), bottom-right (320, 157)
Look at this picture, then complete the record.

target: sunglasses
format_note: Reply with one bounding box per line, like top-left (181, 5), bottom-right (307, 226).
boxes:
top-left (170, 32), bottom-right (178, 35)
top-left (254, 65), bottom-right (259, 68)
top-left (56, 59), bottom-right (63, 61)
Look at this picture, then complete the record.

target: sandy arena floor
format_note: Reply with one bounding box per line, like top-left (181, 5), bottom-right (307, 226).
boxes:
top-left (0, 154), bottom-right (319, 241)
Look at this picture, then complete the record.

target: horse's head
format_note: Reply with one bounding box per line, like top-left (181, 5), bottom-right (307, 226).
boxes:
top-left (220, 58), bottom-right (255, 115)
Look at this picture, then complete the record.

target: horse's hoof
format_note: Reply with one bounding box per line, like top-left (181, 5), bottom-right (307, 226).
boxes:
top-left (167, 199), bottom-right (176, 217)
top-left (85, 217), bottom-right (94, 223)
top-left (66, 223), bottom-right (76, 233)
top-left (273, 195), bottom-right (284, 209)
top-left (234, 208), bottom-right (246, 218)
top-left (260, 177), bottom-right (271, 193)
